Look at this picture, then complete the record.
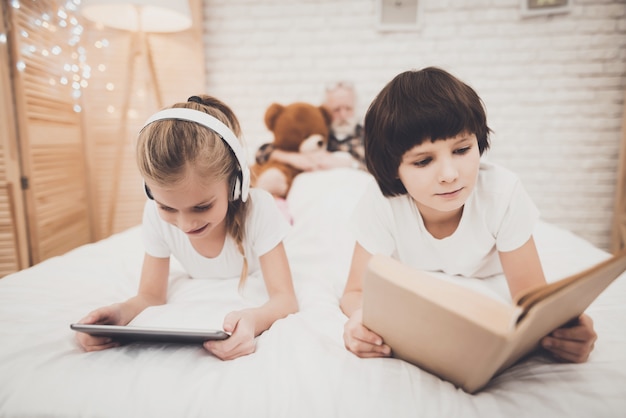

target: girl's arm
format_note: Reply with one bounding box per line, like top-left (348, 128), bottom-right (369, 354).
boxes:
top-left (204, 242), bottom-right (298, 360)
top-left (340, 243), bottom-right (391, 358)
top-left (119, 254), bottom-right (171, 323)
top-left (499, 236), bottom-right (597, 363)
top-left (75, 254), bottom-right (170, 351)
top-left (245, 241), bottom-right (298, 335)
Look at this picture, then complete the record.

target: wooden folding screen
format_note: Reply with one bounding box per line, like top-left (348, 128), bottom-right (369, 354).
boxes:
top-left (0, 0), bottom-right (204, 277)
top-left (0, 5), bottom-right (29, 274)
top-left (2, 0), bottom-right (91, 269)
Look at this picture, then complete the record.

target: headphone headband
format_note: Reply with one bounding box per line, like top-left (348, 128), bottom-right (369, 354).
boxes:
top-left (142, 108), bottom-right (250, 202)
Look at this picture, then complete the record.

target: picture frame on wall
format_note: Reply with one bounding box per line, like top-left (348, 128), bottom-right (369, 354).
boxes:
top-left (521, 0), bottom-right (572, 17)
top-left (376, 0), bottom-right (422, 32)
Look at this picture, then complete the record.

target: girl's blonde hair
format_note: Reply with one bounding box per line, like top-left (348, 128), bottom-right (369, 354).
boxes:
top-left (136, 95), bottom-right (250, 288)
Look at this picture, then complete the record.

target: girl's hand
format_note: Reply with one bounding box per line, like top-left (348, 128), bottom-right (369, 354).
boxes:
top-left (343, 308), bottom-right (391, 358)
top-left (75, 305), bottom-right (123, 352)
top-left (204, 311), bottom-right (256, 360)
top-left (541, 314), bottom-right (597, 363)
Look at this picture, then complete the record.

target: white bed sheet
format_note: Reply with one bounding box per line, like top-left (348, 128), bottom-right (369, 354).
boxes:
top-left (0, 168), bottom-right (625, 418)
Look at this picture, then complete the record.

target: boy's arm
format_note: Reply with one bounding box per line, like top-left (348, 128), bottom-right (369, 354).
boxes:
top-left (340, 243), bottom-right (390, 358)
top-left (340, 243), bottom-right (373, 316)
top-left (499, 236), bottom-right (546, 300)
top-left (499, 236), bottom-right (597, 363)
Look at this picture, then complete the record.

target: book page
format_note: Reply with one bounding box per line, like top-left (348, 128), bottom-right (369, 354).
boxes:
top-left (515, 250), bottom-right (626, 314)
top-left (498, 250), bottom-right (626, 373)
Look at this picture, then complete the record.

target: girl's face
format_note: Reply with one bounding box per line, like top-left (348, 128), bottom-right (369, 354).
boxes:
top-left (146, 169), bottom-right (230, 241)
top-left (397, 132), bottom-right (481, 222)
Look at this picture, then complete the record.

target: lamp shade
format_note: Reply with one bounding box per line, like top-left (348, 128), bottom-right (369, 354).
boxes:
top-left (80, 0), bottom-right (192, 33)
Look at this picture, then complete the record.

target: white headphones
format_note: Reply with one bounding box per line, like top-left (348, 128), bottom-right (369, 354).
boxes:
top-left (141, 107), bottom-right (250, 202)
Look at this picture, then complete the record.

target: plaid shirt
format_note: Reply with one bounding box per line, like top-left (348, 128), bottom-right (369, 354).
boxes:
top-left (255, 124), bottom-right (365, 168)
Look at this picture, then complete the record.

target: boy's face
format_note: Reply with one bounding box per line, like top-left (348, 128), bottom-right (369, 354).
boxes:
top-left (146, 169), bottom-right (230, 241)
top-left (397, 132), bottom-right (480, 221)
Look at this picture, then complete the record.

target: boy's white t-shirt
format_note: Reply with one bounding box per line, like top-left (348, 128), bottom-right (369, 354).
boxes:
top-left (142, 188), bottom-right (290, 279)
top-left (351, 161), bottom-right (540, 278)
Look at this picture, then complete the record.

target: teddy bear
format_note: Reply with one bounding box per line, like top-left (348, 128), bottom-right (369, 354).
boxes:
top-left (251, 101), bottom-right (332, 199)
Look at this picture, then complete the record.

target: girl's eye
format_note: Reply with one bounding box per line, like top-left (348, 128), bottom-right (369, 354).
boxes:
top-left (413, 157), bottom-right (432, 167)
top-left (159, 206), bottom-right (176, 213)
top-left (454, 146), bottom-right (471, 155)
top-left (194, 204), bottom-right (213, 212)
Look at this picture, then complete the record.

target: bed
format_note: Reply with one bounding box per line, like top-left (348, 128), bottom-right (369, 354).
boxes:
top-left (1, 168), bottom-right (625, 418)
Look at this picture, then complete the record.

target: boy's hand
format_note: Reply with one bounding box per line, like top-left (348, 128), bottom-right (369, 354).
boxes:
top-left (541, 314), bottom-right (597, 363)
top-left (343, 309), bottom-right (391, 358)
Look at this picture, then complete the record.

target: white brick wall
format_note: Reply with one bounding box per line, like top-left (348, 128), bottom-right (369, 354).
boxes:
top-left (202, 0), bottom-right (626, 251)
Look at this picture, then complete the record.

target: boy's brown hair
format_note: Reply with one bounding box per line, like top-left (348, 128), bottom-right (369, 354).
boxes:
top-left (364, 67), bottom-right (491, 197)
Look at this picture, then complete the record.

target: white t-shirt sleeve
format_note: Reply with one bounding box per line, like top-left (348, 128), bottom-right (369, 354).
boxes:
top-left (139, 190), bottom-right (290, 279)
top-left (494, 179), bottom-right (540, 252)
top-left (142, 200), bottom-right (171, 258)
top-left (350, 182), bottom-right (396, 256)
top-left (349, 162), bottom-right (540, 278)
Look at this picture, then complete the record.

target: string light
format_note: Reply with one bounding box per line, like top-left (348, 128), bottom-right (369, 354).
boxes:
top-left (12, 0), bottom-right (109, 113)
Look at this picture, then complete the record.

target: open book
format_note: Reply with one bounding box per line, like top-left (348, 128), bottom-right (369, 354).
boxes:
top-left (362, 250), bottom-right (626, 394)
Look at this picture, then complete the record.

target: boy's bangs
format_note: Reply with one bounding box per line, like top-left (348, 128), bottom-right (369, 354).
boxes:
top-left (392, 106), bottom-right (474, 153)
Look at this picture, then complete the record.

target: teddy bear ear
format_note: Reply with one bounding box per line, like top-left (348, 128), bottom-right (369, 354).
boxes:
top-left (318, 105), bottom-right (332, 126)
top-left (264, 103), bottom-right (285, 130)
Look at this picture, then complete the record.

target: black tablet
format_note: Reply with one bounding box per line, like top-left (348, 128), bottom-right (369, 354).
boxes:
top-left (70, 323), bottom-right (230, 344)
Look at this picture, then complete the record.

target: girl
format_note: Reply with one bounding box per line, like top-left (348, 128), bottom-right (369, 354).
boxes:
top-left (76, 95), bottom-right (298, 360)
top-left (341, 67), bottom-right (597, 364)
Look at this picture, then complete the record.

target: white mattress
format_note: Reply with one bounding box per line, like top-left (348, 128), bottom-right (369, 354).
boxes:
top-left (0, 168), bottom-right (624, 418)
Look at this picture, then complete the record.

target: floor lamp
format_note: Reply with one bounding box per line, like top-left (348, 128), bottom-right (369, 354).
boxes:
top-left (79, 0), bottom-right (192, 235)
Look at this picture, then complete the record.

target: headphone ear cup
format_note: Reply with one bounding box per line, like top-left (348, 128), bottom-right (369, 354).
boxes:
top-left (144, 182), bottom-right (154, 200)
top-left (231, 175), bottom-right (241, 201)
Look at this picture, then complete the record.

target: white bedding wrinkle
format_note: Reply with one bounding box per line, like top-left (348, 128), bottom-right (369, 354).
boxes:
top-left (0, 168), bottom-right (625, 418)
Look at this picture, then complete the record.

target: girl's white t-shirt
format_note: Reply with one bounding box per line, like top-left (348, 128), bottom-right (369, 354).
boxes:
top-left (351, 161), bottom-right (540, 278)
top-left (142, 188), bottom-right (290, 279)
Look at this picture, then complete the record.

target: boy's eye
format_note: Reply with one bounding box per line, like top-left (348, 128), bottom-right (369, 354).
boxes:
top-left (158, 206), bottom-right (176, 213)
top-left (413, 157), bottom-right (432, 167)
top-left (454, 146), bottom-right (471, 155)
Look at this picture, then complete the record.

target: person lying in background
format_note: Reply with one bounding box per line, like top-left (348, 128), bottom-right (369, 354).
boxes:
top-left (255, 81), bottom-right (366, 175)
